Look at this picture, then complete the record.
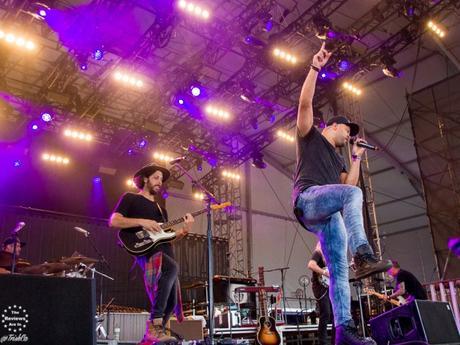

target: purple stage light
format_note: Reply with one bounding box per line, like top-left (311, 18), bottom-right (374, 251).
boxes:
top-left (93, 176), bottom-right (102, 183)
top-left (127, 148), bottom-right (134, 155)
top-left (162, 190), bottom-right (169, 199)
top-left (138, 139), bottom-right (147, 148)
top-left (13, 160), bottom-right (21, 167)
top-left (93, 49), bottom-right (104, 61)
top-left (41, 112), bottom-right (52, 122)
top-left (38, 9), bottom-right (47, 17)
top-left (269, 114), bottom-right (276, 124)
top-left (178, 98), bottom-right (185, 105)
top-left (191, 86), bottom-right (201, 97)
top-left (326, 30), bottom-right (336, 39)
top-left (31, 124), bottom-right (39, 130)
top-left (265, 19), bottom-right (273, 32)
top-left (80, 63), bottom-right (88, 71)
top-left (320, 72), bottom-right (327, 79)
top-left (338, 60), bottom-right (350, 71)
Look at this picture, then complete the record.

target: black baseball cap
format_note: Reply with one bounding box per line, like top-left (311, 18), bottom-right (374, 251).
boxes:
top-left (326, 116), bottom-right (360, 136)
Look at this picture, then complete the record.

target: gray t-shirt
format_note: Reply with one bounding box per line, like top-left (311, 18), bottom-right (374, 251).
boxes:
top-left (292, 126), bottom-right (347, 205)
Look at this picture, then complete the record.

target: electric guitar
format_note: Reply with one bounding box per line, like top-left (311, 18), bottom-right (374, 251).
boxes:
top-left (118, 202), bottom-right (231, 256)
top-left (256, 267), bottom-right (281, 345)
top-left (363, 288), bottom-right (406, 307)
top-left (319, 268), bottom-right (330, 288)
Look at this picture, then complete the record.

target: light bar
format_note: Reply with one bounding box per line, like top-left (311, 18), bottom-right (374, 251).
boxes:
top-left (193, 192), bottom-right (205, 200)
top-left (113, 71), bottom-right (144, 88)
top-left (204, 105), bottom-right (230, 120)
top-left (0, 30), bottom-right (35, 51)
top-left (42, 153), bottom-right (70, 165)
top-left (153, 152), bottom-right (174, 163)
top-left (342, 82), bottom-right (362, 96)
top-left (178, 0), bottom-right (210, 20)
top-left (222, 170), bottom-right (241, 181)
top-left (64, 129), bottom-right (93, 141)
top-left (273, 48), bottom-right (298, 65)
top-left (427, 20), bottom-right (446, 38)
top-left (276, 130), bottom-right (295, 143)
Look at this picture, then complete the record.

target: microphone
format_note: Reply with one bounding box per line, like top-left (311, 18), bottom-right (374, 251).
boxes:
top-left (12, 222), bottom-right (26, 234)
top-left (350, 139), bottom-right (379, 151)
top-left (74, 226), bottom-right (90, 237)
top-left (169, 156), bottom-right (187, 165)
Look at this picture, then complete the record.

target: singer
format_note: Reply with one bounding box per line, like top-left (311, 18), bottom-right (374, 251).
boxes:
top-left (292, 43), bottom-right (390, 345)
top-left (109, 163), bottom-right (194, 345)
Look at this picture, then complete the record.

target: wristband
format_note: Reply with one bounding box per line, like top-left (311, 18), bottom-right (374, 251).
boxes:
top-left (310, 64), bottom-right (320, 72)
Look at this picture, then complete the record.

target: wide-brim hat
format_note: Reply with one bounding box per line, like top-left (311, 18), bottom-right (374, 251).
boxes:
top-left (133, 164), bottom-right (170, 182)
top-left (326, 116), bottom-right (360, 137)
top-left (3, 236), bottom-right (26, 247)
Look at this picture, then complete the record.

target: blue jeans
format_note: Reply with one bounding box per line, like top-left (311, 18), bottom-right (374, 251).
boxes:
top-left (295, 184), bottom-right (371, 326)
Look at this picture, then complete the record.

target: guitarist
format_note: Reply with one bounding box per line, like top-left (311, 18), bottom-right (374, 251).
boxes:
top-left (109, 164), bottom-right (194, 344)
top-left (308, 241), bottom-right (334, 345)
top-left (384, 260), bottom-right (427, 303)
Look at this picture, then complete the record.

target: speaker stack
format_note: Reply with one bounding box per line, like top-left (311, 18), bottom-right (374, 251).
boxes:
top-left (370, 300), bottom-right (460, 345)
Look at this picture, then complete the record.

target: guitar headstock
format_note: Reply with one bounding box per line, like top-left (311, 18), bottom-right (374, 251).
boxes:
top-left (210, 201), bottom-right (231, 210)
top-left (363, 287), bottom-right (375, 294)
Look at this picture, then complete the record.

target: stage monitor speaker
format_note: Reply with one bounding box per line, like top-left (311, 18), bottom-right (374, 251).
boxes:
top-left (0, 274), bottom-right (96, 345)
top-left (370, 300), bottom-right (460, 345)
top-left (169, 319), bottom-right (203, 340)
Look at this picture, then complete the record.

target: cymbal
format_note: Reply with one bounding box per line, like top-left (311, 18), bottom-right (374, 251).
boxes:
top-left (20, 262), bottom-right (71, 275)
top-left (60, 256), bottom-right (99, 265)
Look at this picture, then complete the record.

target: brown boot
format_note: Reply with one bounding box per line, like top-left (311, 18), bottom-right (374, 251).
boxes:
top-left (138, 318), bottom-right (176, 344)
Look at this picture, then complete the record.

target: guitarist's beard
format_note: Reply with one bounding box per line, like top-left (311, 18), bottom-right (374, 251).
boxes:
top-left (146, 181), bottom-right (161, 196)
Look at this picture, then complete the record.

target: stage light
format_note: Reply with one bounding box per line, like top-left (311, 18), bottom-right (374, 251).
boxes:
top-left (38, 9), bottom-right (47, 17)
top-left (162, 190), bottom-right (169, 199)
top-left (178, 98), bottom-right (185, 105)
top-left (342, 82), bottom-right (362, 96)
top-left (338, 60), bottom-right (350, 71)
top-left (178, 0), bottom-right (210, 20)
top-left (273, 48), bottom-right (298, 65)
top-left (31, 124), bottom-right (39, 130)
top-left (380, 55), bottom-right (401, 78)
top-left (42, 153), bottom-right (70, 165)
top-left (193, 192), bottom-right (205, 200)
top-left (427, 20), bottom-right (446, 38)
top-left (13, 160), bottom-right (21, 167)
top-left (276, 129), bottom-right (295, 143)
top-left (126, 179), bottom-right (135, 187)
top-left (251, 152), bottom-right (267, 169)
top-left (138, 139), bottom-right (147, 148)
top-left (191, 86), bottom-right (201, 97)
top-left (113, 70), bottom-right (144, 89)
top-left (222, 170), bottom-right (241, 181)
top-left (64, 129), bottom-right (93, 141)
top-left (0, 29), bottom-right (36, 51)
top-left (127, 148), bottom-right (134, 155)
top-left (204, 105), bottom-right (230, 120)
top-left (41, 112), bottom-right (52, 122)
top-left (93, 176), bottom-right (101, 183)
top-left (153, 151), bottom-right (174, 163)
top-left (93, 48), bottom-right (104, 61)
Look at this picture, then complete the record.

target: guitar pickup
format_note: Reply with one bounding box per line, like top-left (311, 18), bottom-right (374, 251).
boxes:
top-left (135, 231), bottom-right (146, 239)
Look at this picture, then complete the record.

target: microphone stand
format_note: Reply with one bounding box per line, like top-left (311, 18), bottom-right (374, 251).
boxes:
top-left (10, 233), bottom-right (19, 274)
top-left (81, 231), bottom-right (112, 335)
top-left (264, 266), bottom-right (290, 324)
top-left (171, 162), bottom-right (222, 345)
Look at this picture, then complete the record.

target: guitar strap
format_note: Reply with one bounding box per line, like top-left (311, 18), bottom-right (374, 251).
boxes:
top-left (155, 202), bottom-right (167, 223)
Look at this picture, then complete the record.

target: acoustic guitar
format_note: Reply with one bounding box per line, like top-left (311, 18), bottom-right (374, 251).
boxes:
top-left (256, 267), bottom-right (281, 345)
top-left (118, 202), bottom-right (230, 256)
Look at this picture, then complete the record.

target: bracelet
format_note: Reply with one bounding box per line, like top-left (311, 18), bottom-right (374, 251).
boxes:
top-left (352, 154), bottom-right (361, 161)
top-left (310, 64), bottom-right (320, 72)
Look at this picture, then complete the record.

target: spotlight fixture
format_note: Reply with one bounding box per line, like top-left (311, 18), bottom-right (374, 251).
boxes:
top-left (338, 59), bottom-right (351, 72)
top-left (0, 29), bottom-right (36, 51)
top-left (93, 48), bottom-right (104, 61)
top-left (342, 82), bottom-right (362, 96)
top-left (41, 112), bottom-right (52, 122)
top-left (177, 0), bottom-right (210, 20)
top-left (13, 160), bottom-right (21, 168)
top-left (126, 179), bottom-right (135, 187)
top-left (31, 124), bottom-right (39, 130)
top-left (153, 151), bottom-right (174, 163)
top-left (113, 71), bottom-right (144, 88)
top-left (193, 192), bottom-right (205, 200)
top-left (64, 129), bottom-right (93, 141)
top-left (251, 151), bottom-right (267, 169)
top-left (42, 153), bottom-right (70, 165)
top-left (273, 48), bottom-right (298, 64)
top-left (222, 170), bottom-right (241, 181)
top-left (239, 79), bottom-right (257, 103)
top-left (138, 138), bottom-right (148, 148)
top-left (204, 105), bottom-right (230, 120)
top-left (380, 55), bottom-right (400, 78)
top-left (427, 20), bottom-right (446, 38)
top-left (93, 176), bottom-right (102, 183)
top-left (312, 14), bottom-right (332, 40)
top-left (276, 129), bottom-right (295, 143)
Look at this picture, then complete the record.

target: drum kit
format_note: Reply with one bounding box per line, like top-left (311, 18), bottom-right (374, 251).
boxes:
top-left (3, 254), bottom-right (99, 278)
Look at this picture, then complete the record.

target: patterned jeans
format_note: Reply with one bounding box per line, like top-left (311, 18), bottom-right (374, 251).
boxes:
top-left (295, 184), bottom-right (371, 326)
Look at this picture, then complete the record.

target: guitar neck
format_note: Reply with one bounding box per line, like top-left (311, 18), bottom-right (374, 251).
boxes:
top-left (160, 208), bottom-right (206, 229)
top-left (258, 266), bottom-right (267, 317)
top-left (366, 290), bottom-right (400, 306)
